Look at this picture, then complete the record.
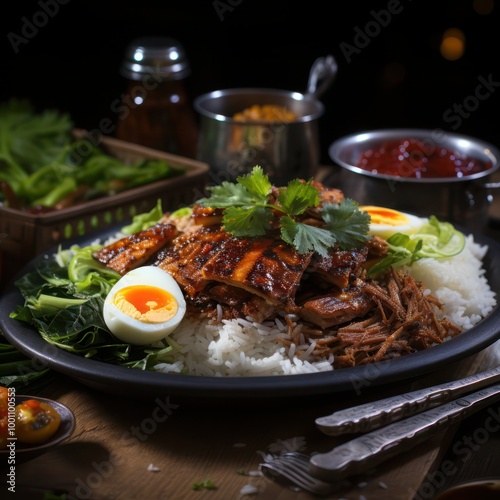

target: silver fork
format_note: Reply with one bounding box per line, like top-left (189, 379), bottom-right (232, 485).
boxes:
top-left (259, 382), bottom-right (500, 495)
top-left (259, 452), bottom-right (338, 496)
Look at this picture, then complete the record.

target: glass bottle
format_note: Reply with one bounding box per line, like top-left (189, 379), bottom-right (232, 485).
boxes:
top-left (115, 36), bottom-right (198, 158)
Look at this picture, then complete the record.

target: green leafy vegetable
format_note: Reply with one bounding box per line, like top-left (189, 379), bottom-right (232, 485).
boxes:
top-left (120, 199), bottom-right (165, 234)
top-left (9, 242), bottom-right (179, 369)
top-left (280, 215), bottom-right (337, 255)
top-left (277, 178), bottom-right (320, 215)
top-left (0, 98), bottom-right (183, 210)
top-left (0, 339), bottom-right (52, 393)
top-left (222, 205), bottom-right (273, 237)
top-left (368, 215), bottom-right (466, 276)
top-left (199, 166), bottom-right (370, 256)
top-left (0, 99), bottom-right (72, 203)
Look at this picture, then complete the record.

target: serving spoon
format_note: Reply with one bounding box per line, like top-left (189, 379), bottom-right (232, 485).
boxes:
top-left (315, 363), bottom-right (500, 435)
top-left (260, 381), bottom-right (500, 494)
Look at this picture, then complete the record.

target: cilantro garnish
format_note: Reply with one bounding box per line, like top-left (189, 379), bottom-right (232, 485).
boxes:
top-left (198, 166), bottom-right (370, 256)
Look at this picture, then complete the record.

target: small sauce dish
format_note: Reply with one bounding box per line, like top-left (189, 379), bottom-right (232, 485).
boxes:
top-left (1, 395), bottom-right (75, 464)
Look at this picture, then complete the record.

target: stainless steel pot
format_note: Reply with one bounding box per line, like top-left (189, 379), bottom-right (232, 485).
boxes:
top-left (194, 56), bottom-right (337, 185)
top-left (328, 128), bottom-right (500, 230)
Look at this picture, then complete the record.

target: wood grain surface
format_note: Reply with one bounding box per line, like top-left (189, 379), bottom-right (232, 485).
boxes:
top-left (2, 341), bottom-right (498, 500)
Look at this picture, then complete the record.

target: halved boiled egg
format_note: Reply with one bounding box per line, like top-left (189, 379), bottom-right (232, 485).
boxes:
top-left (360, 206), bottom-right (428, 239)
top-left (103, 266), bottom-right (186, 345)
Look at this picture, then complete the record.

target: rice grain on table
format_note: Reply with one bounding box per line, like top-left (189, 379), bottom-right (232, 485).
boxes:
top-left (154, 235), bottom-right (496, 377)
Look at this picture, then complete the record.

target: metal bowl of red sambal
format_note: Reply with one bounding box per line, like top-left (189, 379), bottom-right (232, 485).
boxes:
top-left (327, 128), bottom-right (500, 229)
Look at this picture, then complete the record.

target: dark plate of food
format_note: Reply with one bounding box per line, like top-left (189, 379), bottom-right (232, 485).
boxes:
top-left (0, 169), bottom-right (498, 404)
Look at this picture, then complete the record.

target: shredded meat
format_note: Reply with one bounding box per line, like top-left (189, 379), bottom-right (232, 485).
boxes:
top-left (299, 269), bottom-right (462, 367)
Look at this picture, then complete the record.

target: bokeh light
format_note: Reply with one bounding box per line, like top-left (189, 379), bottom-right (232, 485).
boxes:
top-left (473, 0), bottom-right (494, 15)
top-left (440, 28), bottom-right (466, 61)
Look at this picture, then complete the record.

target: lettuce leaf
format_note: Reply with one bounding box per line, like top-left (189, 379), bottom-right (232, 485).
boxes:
top-left (368, 216), bottom-right (465, 276)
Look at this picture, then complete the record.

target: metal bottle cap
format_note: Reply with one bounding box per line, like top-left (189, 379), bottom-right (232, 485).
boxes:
top-left (119, 36), bottom-right (191, 81)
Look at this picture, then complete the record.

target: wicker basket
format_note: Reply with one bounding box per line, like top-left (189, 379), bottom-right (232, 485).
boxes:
top-left (0, 131), bottom-right (210, 284)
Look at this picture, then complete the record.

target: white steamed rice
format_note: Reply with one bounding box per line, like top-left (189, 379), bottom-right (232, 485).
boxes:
top-left (152, 234), bottom-right (496, 377)
top-left (155, 314), bottom-right (334, 377)
top-left (402, 234), bottom-right (496, 330)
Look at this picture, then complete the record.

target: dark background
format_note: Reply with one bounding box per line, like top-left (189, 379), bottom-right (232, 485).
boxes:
top-left (1, 0), bottom-right (499, 165)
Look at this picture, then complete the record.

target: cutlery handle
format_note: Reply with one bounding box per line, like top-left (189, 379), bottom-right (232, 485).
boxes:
top-left (315, 365), bottom-right (500, 436)
top-left (309, 383), bottom-right (500, 482)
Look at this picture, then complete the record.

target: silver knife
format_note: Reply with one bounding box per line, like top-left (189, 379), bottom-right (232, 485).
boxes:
top-left (315, 365), bottom-right (500, 436)
top-left (309, 383), bottom-right (500, 481)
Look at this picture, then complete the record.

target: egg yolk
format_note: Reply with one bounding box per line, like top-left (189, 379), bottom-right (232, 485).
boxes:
top-left (361, 206), bottom-right (409, 226)
top-left (113, 285), bottom-right (178, 324)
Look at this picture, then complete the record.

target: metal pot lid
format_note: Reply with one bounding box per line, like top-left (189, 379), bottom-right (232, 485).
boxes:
top-left (120, 36), bottom-right (191, 81)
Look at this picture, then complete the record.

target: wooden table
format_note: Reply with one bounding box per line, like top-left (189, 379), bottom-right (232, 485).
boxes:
top-left (0, 340), bottom-right (498, 500)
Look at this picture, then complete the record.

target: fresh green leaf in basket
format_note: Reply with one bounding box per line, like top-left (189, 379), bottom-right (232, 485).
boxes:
top-left (0, 99), bottom-right (73, 205)
top-left (0, 98), bottom-right (184, 210)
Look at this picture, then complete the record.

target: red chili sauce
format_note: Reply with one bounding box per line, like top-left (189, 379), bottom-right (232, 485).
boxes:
top-left (357, 138), bottom-right (491, 179)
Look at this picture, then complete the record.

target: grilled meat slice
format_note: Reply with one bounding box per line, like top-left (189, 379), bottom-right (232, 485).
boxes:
top-left (201, 236), bottom-right (313, 306)
top-left (312, 179), bottom-right (345, 205)
top-left (363, 235), bottom-right (390, 270)
top-left (366, 235), bottom-right (389, 257)
top-left (201, 283), bottom-right (276, 322)
top-left (92, 223), bottom-right (178, 275)
top-left (155, 225), bottom-right (230, 298)
top-left (190, 204), bottom-right (224, 227)
top-left (307, 246), bottom-right (369, 289)
top-left (306, 180), bottom-right (345, 221)
top-left (298, 284), bottom-right (375, 329)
